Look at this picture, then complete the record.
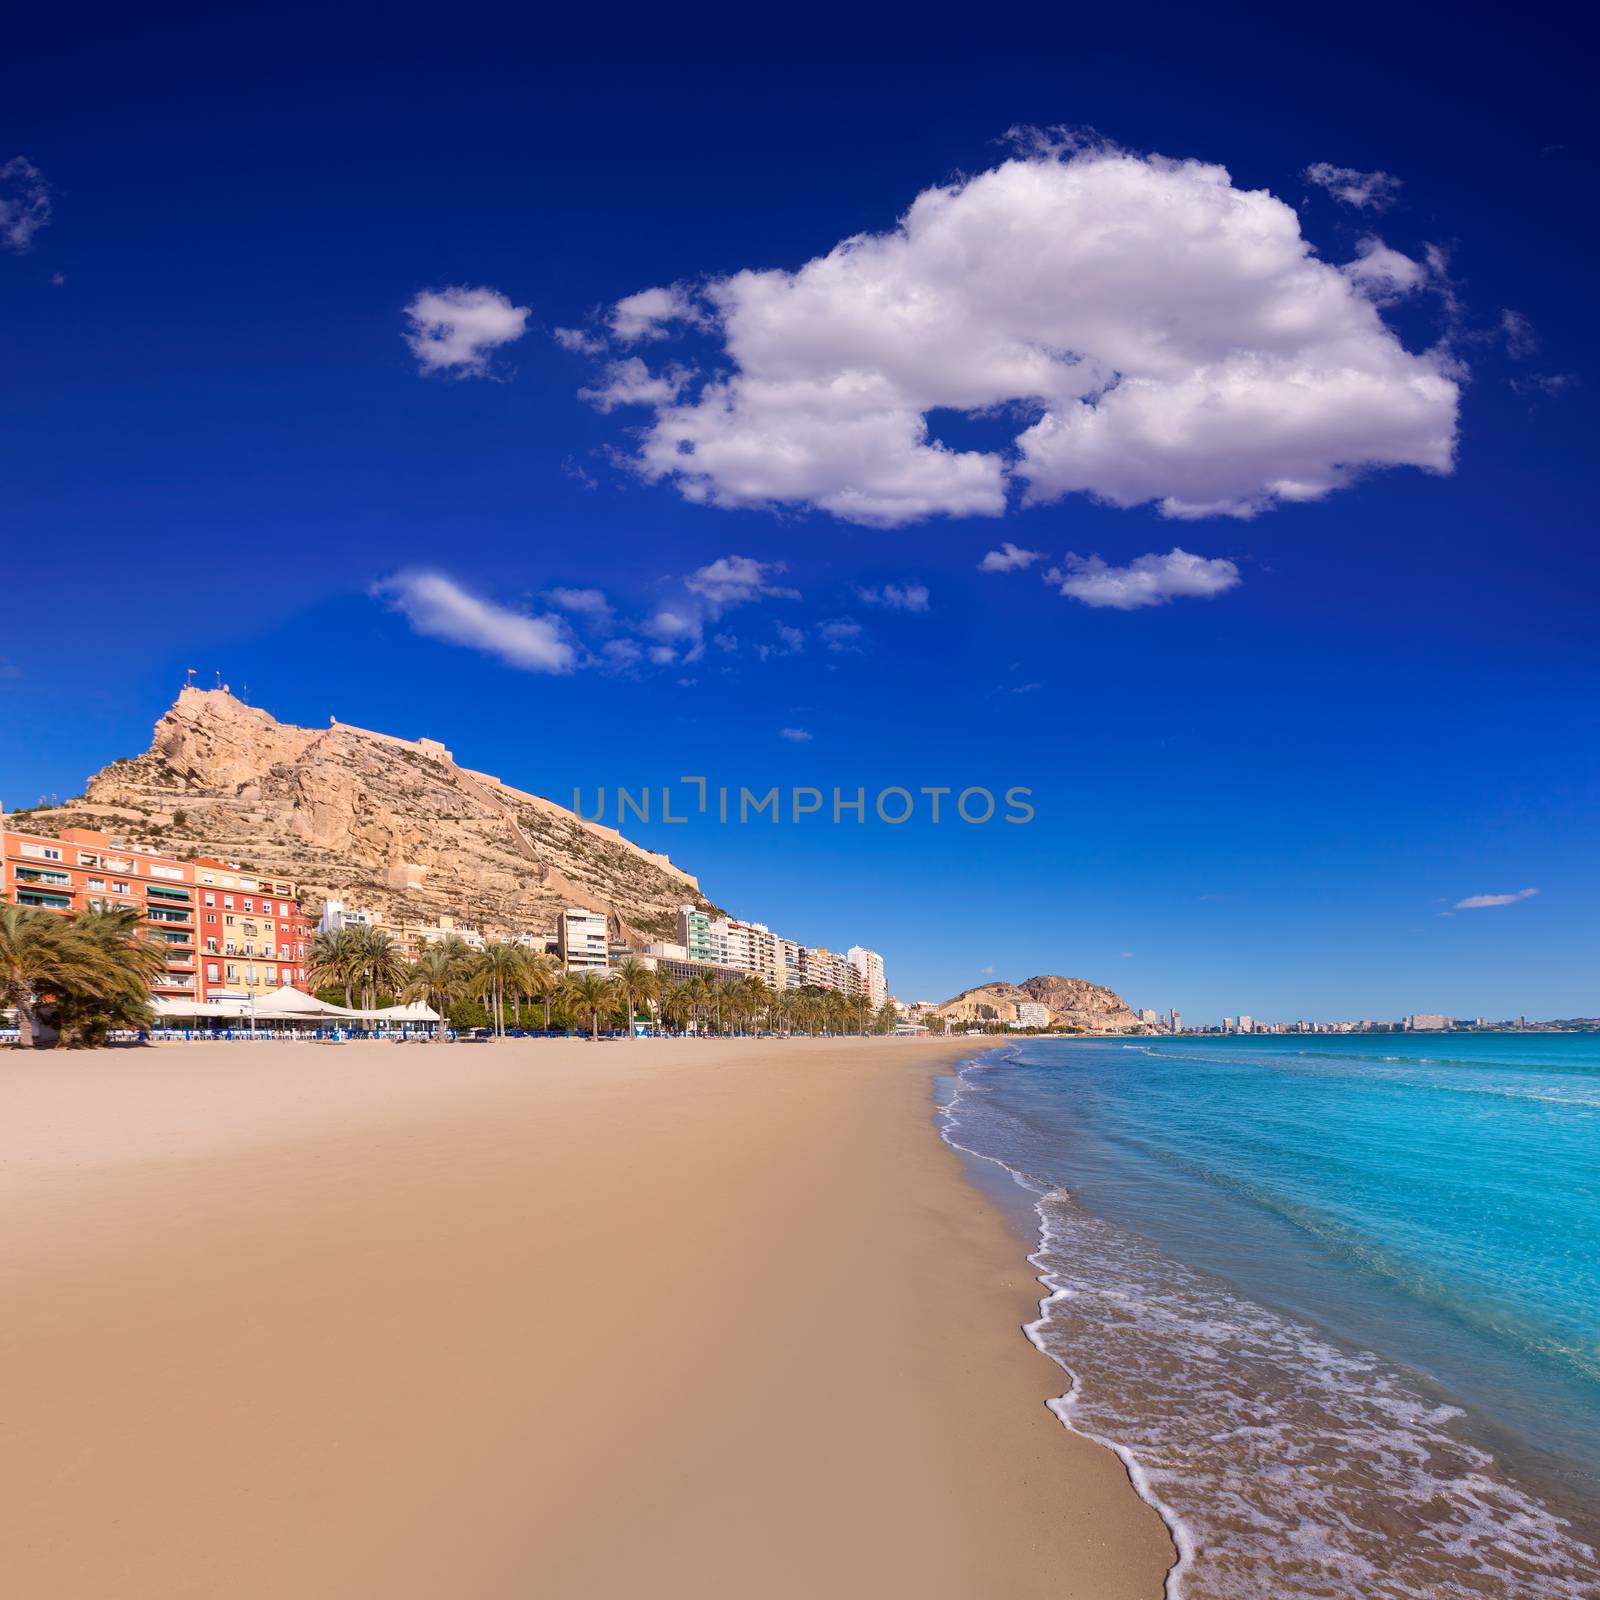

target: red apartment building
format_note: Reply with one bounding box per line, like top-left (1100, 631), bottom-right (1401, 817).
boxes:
top-left (0, 824), bottom-right (313, 1003)
top-left (190, 856), bottom-right (314, 999)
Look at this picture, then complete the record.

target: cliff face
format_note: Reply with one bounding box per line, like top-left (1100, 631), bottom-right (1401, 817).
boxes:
top-left (936, 974), bottom-right (1143, 1032)
top-left (20, 688), bottom-right (709, 944)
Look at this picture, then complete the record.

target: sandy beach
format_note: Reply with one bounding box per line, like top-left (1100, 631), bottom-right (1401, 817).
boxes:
top-left (0, 1036), bottom-right (1172, 1598)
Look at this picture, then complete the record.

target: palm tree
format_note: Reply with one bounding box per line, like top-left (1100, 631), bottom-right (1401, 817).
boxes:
top-left (658, 980), bottom-right (694, 1036)
top-left (0, 905), bottom-right (151, 1049)
top-left (472, 941), bottom-right (526, 1036)
top-left (560, 971), bottom-right (620, 1041)
top-left (309, 927), bottom-right (363, 1008)
top-left (611, 957), bottom-right (658, 1039)
top-left (54, 907), bottom-right (168, 1046)
top-left (520, 952), bottom-right (559, 1032)
top-left (402, 944), bottom-right (471, 1042)
top-left (358, 927), bottom-right (406, 1010)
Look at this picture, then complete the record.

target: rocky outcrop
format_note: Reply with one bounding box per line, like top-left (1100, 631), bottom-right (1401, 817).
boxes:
top-left (16, 688), bottom-right (715, 944)
top-left (936, 974), bottom-right (1143, 1032)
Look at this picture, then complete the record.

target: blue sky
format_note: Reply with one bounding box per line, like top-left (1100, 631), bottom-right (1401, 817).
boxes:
top-left (3, 3), bottom-right (1595, 1021)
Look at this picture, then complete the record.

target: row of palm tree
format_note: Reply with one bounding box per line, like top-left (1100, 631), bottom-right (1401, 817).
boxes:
top-left (310, 926), bottom-right (900, 1042)
top-left (3, 909), bottom-right (900, 1050)
top-left (1, 904), bottom-right (169, 1048)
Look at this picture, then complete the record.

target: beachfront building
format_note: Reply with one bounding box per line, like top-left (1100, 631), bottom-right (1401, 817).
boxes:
top-left (847, 946), bottom-right (887, 1007)
top-left (1016, 1001), bottom-right (1049, 1029)
top-left (671, 903), bottom-right (887, 1000)
top-left (191, 857), bottom-right (314, 999)
top-left (1, 823), bottom-right (204, 1002)
top-left (318, 899), bottom-right (377, 935)
top-left (558, 907), bottom-right (610, 972)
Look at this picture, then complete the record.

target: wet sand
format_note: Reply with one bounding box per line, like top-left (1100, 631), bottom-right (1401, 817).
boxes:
top-left (0, 1036), bottom-right (1173, 1598)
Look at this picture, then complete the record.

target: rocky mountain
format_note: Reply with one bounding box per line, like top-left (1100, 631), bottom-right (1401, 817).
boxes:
top-left (11, 687), bottom-right (716, 945)
top-left (936, 974), bottom-right (1143, 1032)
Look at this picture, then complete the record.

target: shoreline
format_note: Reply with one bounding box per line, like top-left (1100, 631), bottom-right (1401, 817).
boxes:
top-left (0, 1037), bottom-right (1173, 1598)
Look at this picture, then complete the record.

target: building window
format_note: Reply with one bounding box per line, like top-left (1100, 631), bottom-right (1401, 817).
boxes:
top-left (205, 912), bottom-right (216, 924)
top-left (204, 892), bottom-right (216, 907)
top-left (225, 965), bottom-right (237, 981)
top-left (224, 896), bottom-right (234, 910)
top-left (112, 880), bottom-right (130, 893)
top-left (207, 964), bottom-right (220, 980)
top-left (243, 898), bottom-right (253, 913)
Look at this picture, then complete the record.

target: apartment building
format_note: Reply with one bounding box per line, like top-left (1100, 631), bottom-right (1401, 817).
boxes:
top-left (846, 946), bottom-right (887, 1007)
top-left (558, 907), bottom-right (610, 972)
top-left (190, 857), bottom-right (314, 998)
top-left (671, 904), bottom-right (888, 1000)
top-left (2, 824), bottom-right (201, 1001)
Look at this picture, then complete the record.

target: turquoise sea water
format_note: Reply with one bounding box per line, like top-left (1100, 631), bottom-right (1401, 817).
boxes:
top-left (941, 1033), bottom-right (1600, 1598)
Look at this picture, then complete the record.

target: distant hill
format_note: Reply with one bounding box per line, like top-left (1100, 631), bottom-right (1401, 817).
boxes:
top-left (936, 974), bottom-right (1143, 1032)
top-left (11, 687), bottom-right (715, 945)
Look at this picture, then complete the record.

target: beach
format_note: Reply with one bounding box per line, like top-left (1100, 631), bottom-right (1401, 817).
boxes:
top-left (0, 1036), bottom-right (1172, 1599)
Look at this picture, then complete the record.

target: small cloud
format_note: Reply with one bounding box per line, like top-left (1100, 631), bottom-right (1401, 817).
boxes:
top-left (685, 555), bottom-right (799, 608)
top-left (1010, 682), bottom-right (1041, 694)
top-left (0, 656), bottom-right (22, 681)
top-left (375, 571), bottom-right (574, 673)
top-left (779, 726), bottom-right (813, 742)
top-left (979, 542), bottom-right (1044, 573)
top-left (544, 586), bottom-right (611, 620)
top-left (0, 157), bottom-right (51, 252)
top-left (712, 631), bottom-right (739, 653)
top-left (1341, 237), bottom-right (1427, 304)
top-left (1454, 888), bottom-right (1538, 910)
top-left (855, 581), bottom-right (930, 612)
top-left (553, 326), bottom-right (605, 355)
top-left (1119, 951), bottom-right (1134, 958)
top-left (600, 638), bottom-right (643, 669)
top-left (578, 356), bottom-right (690, 413)
top-left (979, 964), bottom-right (996, 976)
top-left (1047, 548), bottom-right (1240, 610)
top-left (561, 456), bottom-right (598, 490)
top-left (1511, 373), bottom-right (1578, 399)
top-left (1499, 309), bottom-right (1538, 359)
top-left (403, 285), bottom-right (531, 377)
top-left (610, 284), bottom-right (706, 343)
top-left (756, 623), bottom-right (806, 661)
top-left (50, 270), bottom-right (64, 286)
top-left (818, 618), bottom-right (864, 653)
top-left (643, 607), bottom-right (700, 642)
top-left (1303, 161), bottom-right (1403, 211)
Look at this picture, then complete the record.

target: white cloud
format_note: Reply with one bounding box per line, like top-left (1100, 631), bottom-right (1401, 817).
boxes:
top-left (376, 571), bottom-right (574, 672)
top-left (1342, 237), bottom-right (1427, 304)
top-left (610, 284), bottom-right (704, 343)
top-left (578, 356), bottom-right (689, 412)
top-left (818, 618), bottom-right (864, 652)
top-left (0, 157), bottom-right (50, 252)
top-left (642, 607), bottom-right (701, 641)
top-left (403, 286), bottom-right (531, 377)
top-left (979, 542), bottom-right (1044, 572)
top-left (1047, 548), bottom-right (1241, 610)
top-left (1304, 162), bottom-right (1403, 211)
top-left (684, 554), bottom-right (799, 607)
top-left (855, 581), bottom-right (930, 612)
top-left (601, 638), bottom-right (643, 668)
top-left (596, 145), bottom-right (1457, 526)
top-left (779, 726), bottom-right (813, 742)
top-left (545, 586), bottom-right (611, 619)
top-left (1499, 309), bottom-right (1538, 359)
top-left (1455, 888), bottom-right (1539, 910)
top-left (553, 326), bottom-right (605, 355)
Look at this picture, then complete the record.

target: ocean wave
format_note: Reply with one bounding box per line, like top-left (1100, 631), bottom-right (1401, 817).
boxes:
top-left (938, 1053), bottom-right (1600, 1600)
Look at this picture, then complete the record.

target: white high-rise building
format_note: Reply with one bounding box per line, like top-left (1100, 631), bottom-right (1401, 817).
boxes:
top-left (846, 946), bottom-right (887, 1007)
top-left (558, 907), bottom-right (609, 972)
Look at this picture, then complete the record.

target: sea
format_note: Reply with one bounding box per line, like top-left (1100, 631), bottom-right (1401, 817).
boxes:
top-left (939, 1032), bottom-right (1600, 1599)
